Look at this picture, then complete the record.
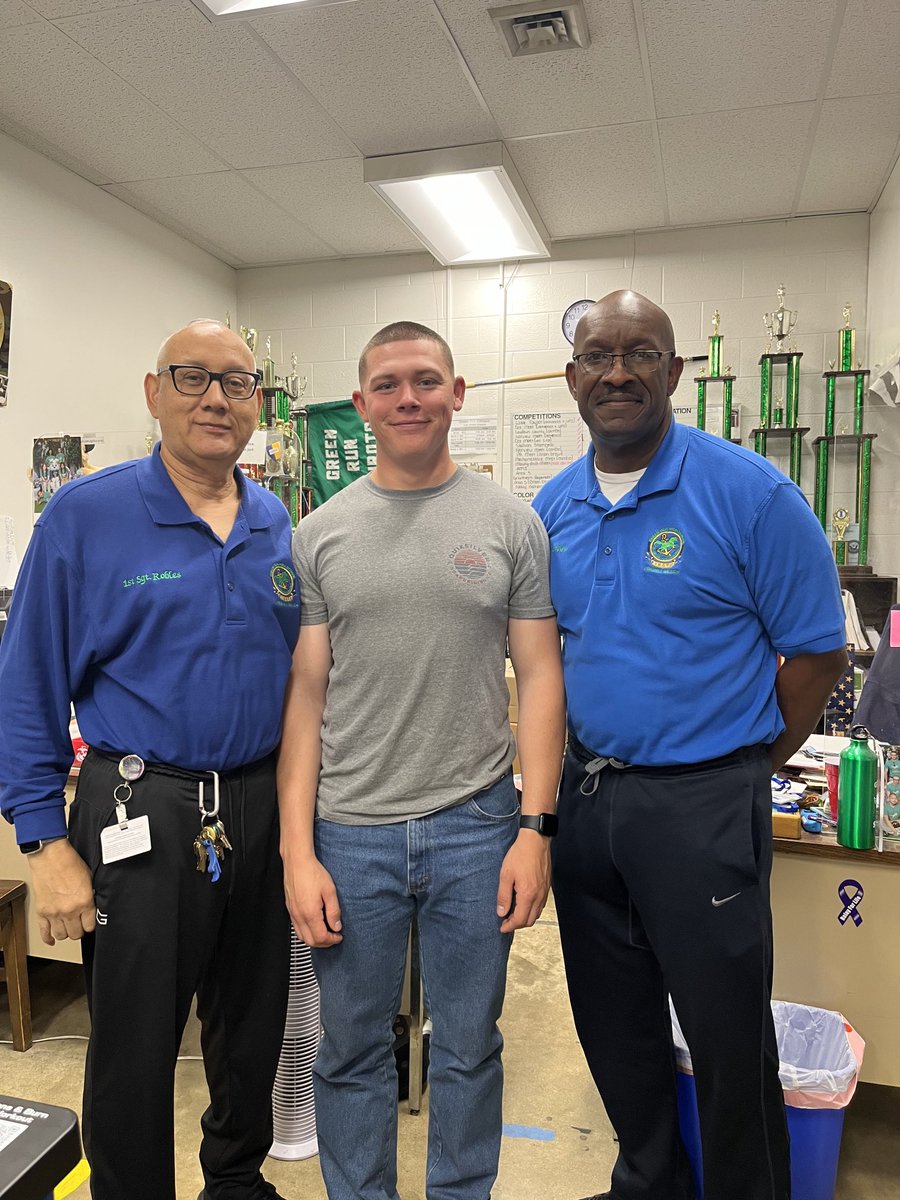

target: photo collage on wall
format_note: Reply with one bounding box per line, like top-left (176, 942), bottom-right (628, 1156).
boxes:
top-left (32, 436), bottom-right (83, 514)
top-left (0, 279), bottom-right (11, 406)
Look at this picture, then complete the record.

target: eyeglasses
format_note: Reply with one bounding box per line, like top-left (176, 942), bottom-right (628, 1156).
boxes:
top-left (572, 349), bottom-right (675, 376)
top-left (158, 364), bottom-right (262, 401)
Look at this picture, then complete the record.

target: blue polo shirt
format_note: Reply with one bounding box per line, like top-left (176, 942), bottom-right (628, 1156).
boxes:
top-left (532, 420), bottom-right (845, 765)
top-left (0, 446), bottom-right (300, 844)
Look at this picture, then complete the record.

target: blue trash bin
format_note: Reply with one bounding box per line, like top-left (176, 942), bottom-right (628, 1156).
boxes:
top-left (672, 1001), bottom-right (864, 1200)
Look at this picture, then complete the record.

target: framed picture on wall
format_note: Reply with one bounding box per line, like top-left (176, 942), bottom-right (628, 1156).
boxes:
top-left (0, 279), bottom-right (11, 407)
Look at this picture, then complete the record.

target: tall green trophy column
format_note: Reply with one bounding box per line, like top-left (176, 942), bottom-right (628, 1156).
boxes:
top-left (694, 310), bottom-right (736, 439)
top-left (752, 286), bottom-right (807, 483)
top-left (812, 303), bottom-right (874, 568)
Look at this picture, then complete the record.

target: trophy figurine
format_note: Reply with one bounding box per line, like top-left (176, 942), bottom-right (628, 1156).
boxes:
top-left (224, 309), bottom-right (231, 330)
top-left (239, 325), bottom-right (258, 358)
top-left (262, 335), bottom-right (277, 389)
top-left (285, 352), bottom-right (307, 401)
top-left (838, 303), bottom-right (856, 371)
top-left (763, 285), bottom-right (798, 353)
top-left (832, 506), bottom-right (852, 566)
top-left (708, 310), bottom-right (722, 376)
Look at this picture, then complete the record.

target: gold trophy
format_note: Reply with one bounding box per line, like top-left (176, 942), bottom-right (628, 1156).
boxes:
top-left (239, 325), bottom-right (258, 357)
top-left (832, 506), bottom-right (851, 566)
top-left (763, 285), bottom-right (798, 353)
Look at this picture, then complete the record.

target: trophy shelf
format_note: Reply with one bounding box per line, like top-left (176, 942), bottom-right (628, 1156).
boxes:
top-left (749, 426), bottom-right (810, 438)
top-left (812, 433), bottom-right (877, 447)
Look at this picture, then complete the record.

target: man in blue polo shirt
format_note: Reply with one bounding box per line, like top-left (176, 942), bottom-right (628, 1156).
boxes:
top-left (533, 291), bottom-right (847, 1200)
top-left (0, 319), bottom-right (300, 1200)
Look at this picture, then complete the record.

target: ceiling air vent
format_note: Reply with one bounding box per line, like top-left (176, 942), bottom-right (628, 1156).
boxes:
top-left (489, 1), bottom-right (590, 57)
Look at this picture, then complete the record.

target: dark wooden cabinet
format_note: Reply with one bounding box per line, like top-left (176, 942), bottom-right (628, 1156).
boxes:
top-left (839, 568), bottom-right (897, 660)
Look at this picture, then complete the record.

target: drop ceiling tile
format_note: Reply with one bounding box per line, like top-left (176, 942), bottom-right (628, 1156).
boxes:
top-left (433, 0), bottom-right (650, 137)
top-left (0, 112), bottom-right (111, 184)
top-left (100, 182), bottom-right (243, 264)
top-left (508, 126), bottom-right (666, 237)
top-left (105, 172), bottom-right (337, 265)
top-left (28, 0), bottom-right (140, 16)
top-left (826, 0), bottom-right (900, 99)
top-left (55, 0), bottom-right (357, 170)
top-left (642, 0), bottom-right (836, 118)
top-left (251, 0), bottom-right (498, 156)
top-left (0, 0), bottom-right (41, 27)
top-left (0, 21), bottom-right (224, 181)
top-left (244, 159), bottom-right (422, 256)
top-left (659, 104), bottom-right (816, 224)
top-left (799, 95), bottom-right (900, 211)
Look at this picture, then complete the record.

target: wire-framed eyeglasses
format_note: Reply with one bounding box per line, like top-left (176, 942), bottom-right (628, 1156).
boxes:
top-left (572, 349), bottom-right (675, 376)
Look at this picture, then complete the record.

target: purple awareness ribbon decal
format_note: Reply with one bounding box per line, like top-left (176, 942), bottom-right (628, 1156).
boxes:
top-left (837, 879), bottom-right (864, 926)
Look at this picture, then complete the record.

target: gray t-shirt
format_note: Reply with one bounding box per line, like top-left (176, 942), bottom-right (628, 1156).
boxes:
top-left (292, 468), bottom-right (554, 824)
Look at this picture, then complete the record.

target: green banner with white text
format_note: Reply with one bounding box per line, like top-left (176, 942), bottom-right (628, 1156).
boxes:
top-left (306, 398), bottom-right (376, 508)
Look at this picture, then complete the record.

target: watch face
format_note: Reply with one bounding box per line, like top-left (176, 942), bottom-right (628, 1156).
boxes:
top-left (562, 299), bottom-right (594, 345)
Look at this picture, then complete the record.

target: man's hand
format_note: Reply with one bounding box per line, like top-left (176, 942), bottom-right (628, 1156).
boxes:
top-left (284, 853), bottom-right (343, 948)
top-left (27, 840), bottom-right (95, 946)
top-left (496, 831), bottom-right (552, 934)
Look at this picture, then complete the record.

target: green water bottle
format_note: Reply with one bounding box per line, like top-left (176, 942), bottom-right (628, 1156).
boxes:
top-left (837, 725), bottom-right (877, 850)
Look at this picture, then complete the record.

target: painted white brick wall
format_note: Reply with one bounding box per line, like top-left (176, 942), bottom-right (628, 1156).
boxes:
top-left (237, 212), bottom-right (900, 582)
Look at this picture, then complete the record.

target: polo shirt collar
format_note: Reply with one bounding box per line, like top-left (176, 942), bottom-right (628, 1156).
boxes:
top-left (137, 443), bottom-right (275, 531)
top-left (568, 416), bottom-right (688, 506)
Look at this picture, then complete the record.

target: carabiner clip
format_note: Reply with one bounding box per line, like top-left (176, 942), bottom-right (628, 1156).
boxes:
top-left (198, 771), bottom-right (220, 819)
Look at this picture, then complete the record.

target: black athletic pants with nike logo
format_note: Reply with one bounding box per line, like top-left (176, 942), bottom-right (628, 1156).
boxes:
top-left (552, 738), bottom-right (790, 1200)
top-left (69, 748), bottom-right (289, 1200)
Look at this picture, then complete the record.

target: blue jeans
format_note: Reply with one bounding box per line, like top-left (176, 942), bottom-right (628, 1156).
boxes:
top-left (311, 773), bottom-right (520, 1200)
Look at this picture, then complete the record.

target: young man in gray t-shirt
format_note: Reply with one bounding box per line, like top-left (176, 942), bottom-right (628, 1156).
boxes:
top-left (278, 322), bottom-right (565, 1200)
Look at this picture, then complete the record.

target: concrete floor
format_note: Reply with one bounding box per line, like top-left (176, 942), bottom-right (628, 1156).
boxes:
top-left (1, 897), bottom-right (897, 1199)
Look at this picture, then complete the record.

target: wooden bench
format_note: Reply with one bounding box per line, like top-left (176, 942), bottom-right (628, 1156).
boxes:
top-left (0, 879), bottom-right (32, 1051)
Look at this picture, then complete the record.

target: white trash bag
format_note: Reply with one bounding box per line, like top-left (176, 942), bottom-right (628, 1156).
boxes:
top-left (671, 999), bottom-right (865, 1110)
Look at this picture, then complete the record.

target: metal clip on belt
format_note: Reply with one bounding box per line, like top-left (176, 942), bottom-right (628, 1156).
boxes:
top-left (580, 755), bottom-right (631, 795)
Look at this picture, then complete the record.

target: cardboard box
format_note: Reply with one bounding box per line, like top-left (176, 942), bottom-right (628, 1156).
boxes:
top-left (510, 720), bottom-right (520, 776)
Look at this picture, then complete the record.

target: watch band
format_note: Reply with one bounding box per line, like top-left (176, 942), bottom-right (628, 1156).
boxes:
top-left (519, 813), bottom-right (559, 838)
top-left (19, 836), bottom-right (66, 855)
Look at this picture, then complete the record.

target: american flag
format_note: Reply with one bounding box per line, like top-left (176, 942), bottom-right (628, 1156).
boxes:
top-left (825, 645), bottom-right (856, 735)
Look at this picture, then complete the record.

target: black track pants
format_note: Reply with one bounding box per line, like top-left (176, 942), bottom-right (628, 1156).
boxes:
top-left (552, 740), bottom-right (790, 1200)
top-left (69, 749), bottom-right (289, 1200)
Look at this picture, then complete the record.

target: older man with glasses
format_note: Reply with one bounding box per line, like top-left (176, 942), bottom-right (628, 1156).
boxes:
top-left (0, 319), bottom-right (299, 1200)
top-left (532, 291), bottom-right (847, 1200)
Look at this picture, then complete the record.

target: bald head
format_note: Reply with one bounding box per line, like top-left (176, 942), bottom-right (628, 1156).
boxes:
top-left (574, 291), bottom-right (676, 355)
top-left (156, 319), bottom-right (255, 372)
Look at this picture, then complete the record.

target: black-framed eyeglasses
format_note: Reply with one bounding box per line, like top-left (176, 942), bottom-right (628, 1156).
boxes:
top-left (572, 349), bottom-right (675, 376)
top-left (157, 364), bottom-right (262, 401)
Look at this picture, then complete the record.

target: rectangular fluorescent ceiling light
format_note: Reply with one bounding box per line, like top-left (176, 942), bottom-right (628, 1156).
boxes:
top-left (189, 0), bottom-right (357, 22)
top-left (365, 143), bottom-right (550, 266)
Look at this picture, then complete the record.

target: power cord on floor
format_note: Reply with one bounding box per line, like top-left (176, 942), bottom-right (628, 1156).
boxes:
top-left (0, 1035), bottom-right (89, 1043)
top-left (0, 1035), bottom-right (202, 1060)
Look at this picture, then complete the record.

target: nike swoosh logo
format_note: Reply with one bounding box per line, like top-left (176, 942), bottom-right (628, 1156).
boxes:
top-left (711, 892), bottom-right (741, 907)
